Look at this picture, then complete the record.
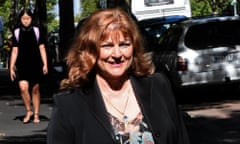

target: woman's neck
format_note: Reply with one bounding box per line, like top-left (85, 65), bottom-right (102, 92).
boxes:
top-left (96, 74), bottom-right (130, 96)
top-left (96, 74), bottom-right (129, 90)
top-left (21, 25), bottom-right (32, 31)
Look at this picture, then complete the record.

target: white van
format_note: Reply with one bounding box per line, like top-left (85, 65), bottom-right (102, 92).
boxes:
top-left (131, 0), bottom-right (192, 21)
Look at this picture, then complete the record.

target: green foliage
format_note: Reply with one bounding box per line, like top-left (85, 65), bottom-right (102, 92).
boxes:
top-left (190, 0), bottom-right (236, 16)
top-left (80, 0), bottom-right (99, 18)
top-left (0, 1), bottom-right (12, 38)
top-left (0, 0), bottom-right (58, 38)
top-left (190, 0), bottom-right (211, 16)
top-left (75, 13), bottom-right (82, 24)
top-left (48, 19), bottom-right (59, 32)
top-left (46, 0), bottom-right (58, 32)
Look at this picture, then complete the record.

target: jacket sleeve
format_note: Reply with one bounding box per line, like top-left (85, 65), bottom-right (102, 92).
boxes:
top-left (153, 73), bottom-right (191, 144)
top-left (47, 90), bottom-right (75, 144)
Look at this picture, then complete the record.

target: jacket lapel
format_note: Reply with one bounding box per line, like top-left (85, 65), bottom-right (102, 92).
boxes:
top-left (130, 76), bottom-right (153, 130)
top-left (82, 79), bottom-right (116, 141)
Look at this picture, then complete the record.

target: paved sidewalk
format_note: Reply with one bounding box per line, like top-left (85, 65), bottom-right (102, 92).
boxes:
top-left (0, 92), bottom-right (53, 144)
top-left (184, 100), bottom-right (240, 144)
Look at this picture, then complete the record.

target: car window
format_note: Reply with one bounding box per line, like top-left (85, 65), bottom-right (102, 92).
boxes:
top-left (185, 20), bottom-right (240, 50)
top-left (138, 15), bottom-right (188, 45)
top-left (157, 26), bottom-right (183, 52)
top-left (143, 23), bottom-right (171, 38)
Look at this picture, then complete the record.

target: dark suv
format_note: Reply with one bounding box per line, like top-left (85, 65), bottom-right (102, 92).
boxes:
top-left (152, 15), bottom-right (240, 88)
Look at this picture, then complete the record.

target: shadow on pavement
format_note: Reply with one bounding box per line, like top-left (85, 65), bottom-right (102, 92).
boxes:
top-left (186, 110), bottom-right (240, 144)
top-left (0, 134), bottom-right (46, 144)
top-left (13, 115), bottom-right (50, 123)
top-left (179, 84), bottom-right (240, 144)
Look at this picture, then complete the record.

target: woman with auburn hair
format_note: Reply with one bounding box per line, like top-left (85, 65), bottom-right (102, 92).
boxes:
top-left (47, 7), bottom-right (189, 144)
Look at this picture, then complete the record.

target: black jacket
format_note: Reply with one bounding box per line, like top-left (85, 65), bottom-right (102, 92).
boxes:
top-left (47, 73), bottom-right (190, 144)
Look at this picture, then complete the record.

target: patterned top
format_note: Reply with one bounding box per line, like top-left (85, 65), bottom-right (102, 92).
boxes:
top-left (108, 112), bottom-right (155, 144)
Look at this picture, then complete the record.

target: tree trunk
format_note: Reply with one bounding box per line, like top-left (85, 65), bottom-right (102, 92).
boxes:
top-left (36, 0), bottom-right (47, 41)
top-left (59, 0), bottom-right (75, 61)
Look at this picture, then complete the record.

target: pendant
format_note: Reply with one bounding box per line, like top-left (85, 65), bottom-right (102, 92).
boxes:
top-left (123, 115), bottom-right (128, 132)
top-left (123, 115), bottom-right (128, 124)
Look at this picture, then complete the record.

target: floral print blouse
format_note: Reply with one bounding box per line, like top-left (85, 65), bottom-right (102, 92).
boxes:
top-left (108, 112), bottom-right (155, 144)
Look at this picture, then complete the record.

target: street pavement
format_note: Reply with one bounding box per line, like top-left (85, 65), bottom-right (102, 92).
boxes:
top-left (183, 99), bottom-right (240, 144)
top-left (1, 83), bottom-right (240, 144)
top-left (0, 68), bottom-right (59, 144)
top-left (0, 87), bottom-right (53, 144)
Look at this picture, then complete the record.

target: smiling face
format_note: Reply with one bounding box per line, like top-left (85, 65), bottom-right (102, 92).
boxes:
top-left (21, 13), bottom-right (32, 27)
top-left (96, 30), bottom-right (133, 80)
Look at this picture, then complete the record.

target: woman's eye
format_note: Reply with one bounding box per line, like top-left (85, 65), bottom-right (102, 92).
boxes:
top-left (101, 44), bottom-right (113, 49)
top-left (119, 42), bottom-right (131, 48)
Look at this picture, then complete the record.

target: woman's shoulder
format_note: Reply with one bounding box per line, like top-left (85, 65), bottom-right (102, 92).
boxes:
top-left (145, 72), bottom-right (173, 92)
top-left (149, 72), bottom-right (166, 78)
top-left (51, 88), bottom-right (89, 123)
top-left (54, 88), bottom-right (76, 97)
top-left (131, 72), bottom-right (171, 91)
top-left (53, 88), bottom-right (85, 105)
top-left (146, 72), bottom-right (169, 84)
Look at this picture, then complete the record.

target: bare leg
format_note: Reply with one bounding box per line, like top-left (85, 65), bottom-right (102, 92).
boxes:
top-left (19, 80), bottom-right (33, 123)
top-left (32, 83), bottom-right (40, 123)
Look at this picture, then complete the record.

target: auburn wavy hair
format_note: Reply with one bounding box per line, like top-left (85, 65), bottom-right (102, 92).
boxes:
top-left (60, 7), bottom-right (155, 89)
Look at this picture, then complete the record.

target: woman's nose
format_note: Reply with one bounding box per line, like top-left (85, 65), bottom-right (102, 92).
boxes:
top-left (111, 46), bottom-right (122, 57)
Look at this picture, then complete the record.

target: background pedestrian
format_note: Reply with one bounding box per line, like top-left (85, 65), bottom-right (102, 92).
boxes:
top-left (9, 8), bottom-right (48, 124)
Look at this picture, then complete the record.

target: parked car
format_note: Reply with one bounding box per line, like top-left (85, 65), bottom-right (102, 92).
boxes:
top-left (138, 15), bottom-right (188, 39)
top-left (152, 15), bottom-right (240, 89)
top-left (138, 15), bottom-right (188, 52)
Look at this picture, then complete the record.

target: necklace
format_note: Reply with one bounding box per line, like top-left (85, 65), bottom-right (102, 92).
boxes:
top-left (103, 88), bottom-right (130, 124)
